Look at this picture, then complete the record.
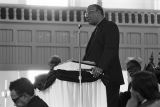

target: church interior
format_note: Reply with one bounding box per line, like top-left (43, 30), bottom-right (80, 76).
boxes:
top-left (0, 0), bottom-right (160, 107)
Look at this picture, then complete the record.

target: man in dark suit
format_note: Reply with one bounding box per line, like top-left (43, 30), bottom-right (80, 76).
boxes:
top-left (83, 4), bottom-right (124, 107)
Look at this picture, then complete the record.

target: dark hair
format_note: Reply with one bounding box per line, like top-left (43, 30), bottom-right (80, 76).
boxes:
top-left (127, 60), bottom-right (141, 70)
top-left (126, 60), bottom-right (141, 76)
top-left (49, 55), bottom-right (61, 66)
top-left (89, 4), bottom-right (104, 16)
top-left (9, 78), bottom-right (34, 96)
top-left (131, 71), bottom-right (160, 100)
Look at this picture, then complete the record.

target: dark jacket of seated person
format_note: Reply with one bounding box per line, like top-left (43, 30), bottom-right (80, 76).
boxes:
top-left (26, 95), bottom-right (48, 107)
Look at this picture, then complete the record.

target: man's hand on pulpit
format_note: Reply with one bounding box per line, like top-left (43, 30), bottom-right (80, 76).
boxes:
top-left (91, 67), bottom-right (103, 78)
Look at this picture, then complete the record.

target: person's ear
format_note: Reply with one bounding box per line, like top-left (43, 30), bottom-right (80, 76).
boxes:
top-left (136, 92), bottom-right (145, 102)
top-left (131, 90), bottom-right (144, 102)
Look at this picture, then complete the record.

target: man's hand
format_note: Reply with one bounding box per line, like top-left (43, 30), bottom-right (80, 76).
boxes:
top-left (91, 67), bottom-right (103, 78)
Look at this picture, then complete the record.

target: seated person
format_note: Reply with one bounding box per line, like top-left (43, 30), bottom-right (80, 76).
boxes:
top-left (126, 71), bottom-right (160, 107)
top-left (43, 55), bottom-right (61, 90)
top-left (9, 77), bottom-right (48, 107)
top-left (34, 55), bottom-right (61, 91)
top-left (119, 57), bottom-right (141, 107)
top-left (34, 74), bottom-right (48, 91)
top-left (48, 55), bottom-right (61, 71)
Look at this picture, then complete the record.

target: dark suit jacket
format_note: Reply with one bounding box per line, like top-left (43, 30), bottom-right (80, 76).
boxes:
top-left (26, 96), bottom-right (48, 107)
top-left (83, 18), bottom-right (124, 85)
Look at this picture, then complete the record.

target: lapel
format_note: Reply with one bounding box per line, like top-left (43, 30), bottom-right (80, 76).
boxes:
top-left (85, 27), bottom-right (98, 54)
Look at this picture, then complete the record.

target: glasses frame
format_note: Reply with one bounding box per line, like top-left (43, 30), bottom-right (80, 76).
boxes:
top-left (84, 10), bottom-right (97, 17)
top-left (12, 94), bottom-right (23, 103)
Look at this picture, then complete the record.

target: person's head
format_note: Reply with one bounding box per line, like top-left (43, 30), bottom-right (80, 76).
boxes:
top-left (9, 78), bottom-right (34, 107)
top-left (48, 55), bottom-right (61, 70)
top-left (34, 74), bottom-right (48, 90)
top-left (85, 4), bottom-right (104, 25)
top-left (131, 71), bottom-right (160, 102)
top-left (126, 59), bottom-right (141, 77)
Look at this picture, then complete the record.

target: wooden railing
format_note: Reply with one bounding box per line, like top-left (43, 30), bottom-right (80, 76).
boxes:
top-left (0, 4), bottom-right (160, 26)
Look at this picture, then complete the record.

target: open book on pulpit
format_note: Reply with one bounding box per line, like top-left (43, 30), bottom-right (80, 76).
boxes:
top-left (54, 59), bottom-right (95, 71)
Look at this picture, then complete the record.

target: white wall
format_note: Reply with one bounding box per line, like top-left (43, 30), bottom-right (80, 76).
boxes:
top-left (0, 0), bottom-right (26, 4)
top-left (74, 0), bottom-right (97, 7)
top-left (102, 0), bottom-right (154, 9)
top-left (71, 0), bottom-right (157, 9)
top-left (154, 0), bottom-right (160, 10)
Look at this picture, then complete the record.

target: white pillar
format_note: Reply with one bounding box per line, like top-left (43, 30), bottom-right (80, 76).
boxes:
top-left (18, 0), bottom-right (26, 4)
top-left (97, 0), bottom-right (102, 6)
top-left (154, 0), bottom-right (160, 10)
top-left (68, 0), bottom-right (75, 7)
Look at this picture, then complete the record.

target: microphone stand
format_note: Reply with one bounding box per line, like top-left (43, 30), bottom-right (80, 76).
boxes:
top-left (78, 24), bottom-right (82, 107)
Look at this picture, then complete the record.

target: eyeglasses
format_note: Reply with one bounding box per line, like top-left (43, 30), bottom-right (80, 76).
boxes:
top-left (84, 10), bottom-right (97, 17)
top-left (12, 95), bottom-right (23, 103)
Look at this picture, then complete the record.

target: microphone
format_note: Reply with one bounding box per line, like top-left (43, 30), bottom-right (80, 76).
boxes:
top-left (78, 24), bottom-right (82, 29)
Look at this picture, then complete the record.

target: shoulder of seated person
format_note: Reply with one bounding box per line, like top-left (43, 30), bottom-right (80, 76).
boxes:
top-left (149, 100), bottom-right (160, 107)
top-left (120, 91), bottom-right (131, 94)
top-left (119, 91), bottom-right (131, 97)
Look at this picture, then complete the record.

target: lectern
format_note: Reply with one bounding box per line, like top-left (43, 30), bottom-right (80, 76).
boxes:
top-left (36, 60), bottom-right (107, 107)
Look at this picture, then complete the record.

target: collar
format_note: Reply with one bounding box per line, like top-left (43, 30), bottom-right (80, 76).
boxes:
top-left (141, 99), bottom-right (147, 104)
top-left (27, 95), bottom-right (35, 105)
top-left (96, 18), bottom-right (105, 27)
